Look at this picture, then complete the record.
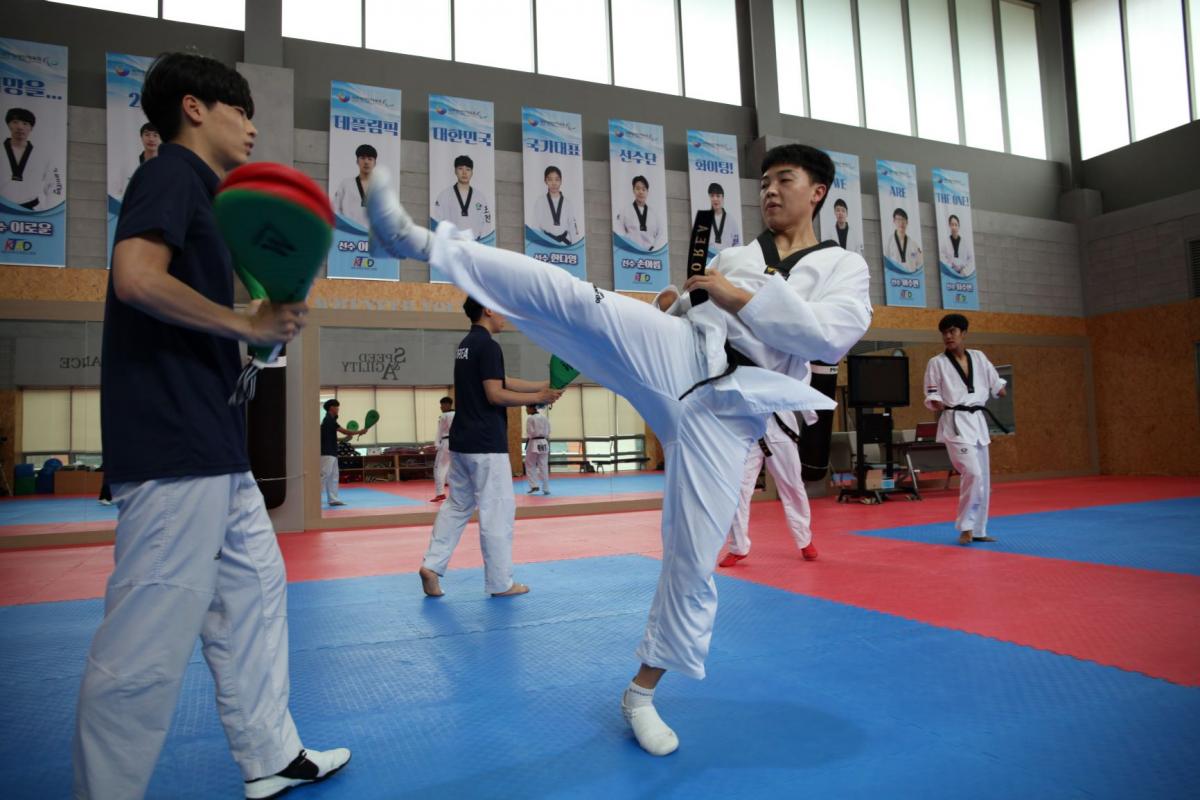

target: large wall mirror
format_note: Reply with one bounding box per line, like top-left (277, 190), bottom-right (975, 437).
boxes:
top-left (316, 326), bottom-right (665, 522)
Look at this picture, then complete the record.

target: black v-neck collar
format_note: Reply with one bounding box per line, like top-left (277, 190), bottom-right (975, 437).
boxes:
top-left (755, 230), bottom-right (838, 276)
top-left (944, 349), bottom-right (974, 392)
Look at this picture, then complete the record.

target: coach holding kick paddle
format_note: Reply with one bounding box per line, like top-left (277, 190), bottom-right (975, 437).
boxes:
top-left (73, 52), bottom-right (350, 800)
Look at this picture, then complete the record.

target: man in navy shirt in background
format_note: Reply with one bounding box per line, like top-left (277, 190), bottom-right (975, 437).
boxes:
top-left (73, 52), bottom-right (350, 800)
top-left (320, 398), bottom-right (363, 507)
top-left (418, 297), bottom-right (561, 598)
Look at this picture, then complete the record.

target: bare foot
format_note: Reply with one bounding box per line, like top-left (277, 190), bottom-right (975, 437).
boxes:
top-left (491, 582), bottom-right (530, 597)
top-left (419, 566), bottom-right (444, 597)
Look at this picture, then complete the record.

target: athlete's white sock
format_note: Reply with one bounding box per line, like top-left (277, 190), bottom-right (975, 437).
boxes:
top-left (366, 166), bottom-right (433, 261)
top-left (621, 681), bottom-right (679, 756)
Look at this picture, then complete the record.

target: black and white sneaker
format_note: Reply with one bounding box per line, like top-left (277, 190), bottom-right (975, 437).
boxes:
top-left (244, 748), bottom-right (351, 799)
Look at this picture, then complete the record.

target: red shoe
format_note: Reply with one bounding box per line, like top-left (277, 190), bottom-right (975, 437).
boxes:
top-left (430, 494), bottom-right (446, 502)
top-left (801, 543), bottom-right (819, 561)
top-left (718, 552), bottom-right (747, 568)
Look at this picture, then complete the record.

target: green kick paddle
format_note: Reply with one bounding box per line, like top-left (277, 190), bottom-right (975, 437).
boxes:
top-left (550, 355), bottom-right (580, 390)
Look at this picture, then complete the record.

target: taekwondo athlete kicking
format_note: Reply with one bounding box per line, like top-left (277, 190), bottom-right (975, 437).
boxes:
top-left (367, 143), bottom-right (872, 757)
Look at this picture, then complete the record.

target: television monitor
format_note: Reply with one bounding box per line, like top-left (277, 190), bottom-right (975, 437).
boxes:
top-left (847, 355), bottom-right (909, 408)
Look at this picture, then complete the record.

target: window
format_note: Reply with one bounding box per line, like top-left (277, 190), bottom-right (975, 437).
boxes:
top-left (21, 388), bottom-right (100, 456)
top-left (366, 0), bottom-right (451, 60)
top-left (1071, 0), bottom-right (1130, 158)
top-left (908, 0), bottom-right (959, 143)
top-left (454, 0), bottom-right (534, 72)
top-left (1125, 0), bottom-right (1190, 140)
top-left (804, 0), bottom-right (860, 126)
top-left (774, 0), bottom-right (808, 116)
top-left (681, 0), bottom-right (742, 104)
top-left (282, 0), bottom-right (362, 47)
top-left (1190, 0), bottom-right (1200, 119)
top-left (613, 0), bottom-right (681, 95)
top-left (955, 0), bottom-right (1004, 151)
top-left (48, 0), bottom-right (155, 15)
top-left (323, 386), bottom-right (452, 448)
top-left (858, 0), bottom-right (912, 135)
top-left (162, 0), bottom-right (244, 30)
top-left (999, 1), bottom-right (1046, 158)
top-left (536, 0), bottom-right (610, 83)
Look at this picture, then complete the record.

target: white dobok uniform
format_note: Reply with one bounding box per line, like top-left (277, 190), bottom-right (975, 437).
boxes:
top-left (939, 235), bottom-right (975, 278)
top-left (613, 202), bottom-right (667, 251)
top-left (415, 223), bottom-right (871, 679)
top-left (524, 414), bottom-right (551, 491)
top-left (726, 411), bottom-right (813, 556)
top-left (433, 184), bottom-right (494, 241)
top-left (423, 452), bottom-right (516, 594)
top-left (433, 410), bottom-right (455, 496)
top-left (923, 350), bottom-right (1007, 536)
top-left (1, 139), bottom-right (63, 210)
top-left (883, 231), bottom-right (923, 272)
top-left (707, 209), bottom-right (742, 256)
top-left (333, 175), bottom-right (370, 230)
top-left (529, 192), bottom-right (582, 245)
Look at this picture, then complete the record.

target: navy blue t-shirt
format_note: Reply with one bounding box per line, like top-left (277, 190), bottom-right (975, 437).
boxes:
top-left (448, 325), bottom-right (508, 454)
top-left (321, 415), bottom-right (339, 457)
top-left (100, 143), bottom-right (249, 483)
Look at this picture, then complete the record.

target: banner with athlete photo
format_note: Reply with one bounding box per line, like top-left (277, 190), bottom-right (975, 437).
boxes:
top-left (686, 130), bottom-right (741, 263)
top-left (0, 37), bottom-right (67, 268)
top-left (876, 159), bottom-right (926, 307)
top-left (105, 52), bottom-right (154, 269)
top-left (609, 119), bottom-right (668, 293)
top-left (932, 168), bottom-right (979, 310)
top-left (429, 94), bottom-right (495, 283)
top-left (327, 80), bottom-right (401, 281)
top-left (818, 150), bottom-right (864, 257)
top-left (522, 107), bottom-right (585, 279)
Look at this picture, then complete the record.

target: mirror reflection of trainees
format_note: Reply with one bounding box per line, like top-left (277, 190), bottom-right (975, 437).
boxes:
top-left (939, 213), bottom-right (975, 278)
top-left (613, 174), bottom-right (667, 252)
top-left (705, 182), bottom-right (741, 255)
top-left (433, 153), bottom-right (494, 241)
top-left (109, 122), bottom-right (161, 202)
top-left (332, 143), bottom-right (377, 230)
top-left (883, 207), bottom-right (923, 272)
top-left (528, 165), bottom-right (580, 245)
top-left (2, 107), bottom-right (64, 211)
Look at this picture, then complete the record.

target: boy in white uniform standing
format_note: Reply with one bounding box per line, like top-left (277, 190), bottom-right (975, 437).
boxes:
top-left (923, 313), bottom-right (1007, 546)
top-left (431, 396), bottom-right (454, 502)
top-left (524, 404), bottom-right (551, 495)
top-left (369, 143), bottom-right (871, 757)
top-left (719, 411), bottom-right (817, 566)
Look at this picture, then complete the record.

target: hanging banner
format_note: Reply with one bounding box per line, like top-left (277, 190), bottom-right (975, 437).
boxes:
top-left (932, 168), bottom-right (979, 310)
top-left (522, 107), bottom-right (585, 279)
top-left (609, 119), bottom-right (668, 293)
top-left (327, 80), bottom-right (401, 280)
top-left (105, 52), bottom-right (154, 270)
top-left (0, 37), bottom-right (67, 268)
top-left (429, 94), bottom-right (495, 283)
top-left (876, 159), bottom-right (926, 307)
top-left (818, 150), bottom-right (865, 257)
top-left (686, 130), bottom-right (742, 263)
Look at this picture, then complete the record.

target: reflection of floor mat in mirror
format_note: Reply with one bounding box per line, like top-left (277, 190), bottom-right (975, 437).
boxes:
top-left (323, 486), bottom-right (428, 508)
top-left (3, 554), bottom-right (1198, 799)
top-left (0, 497), bottom-right (119, 527)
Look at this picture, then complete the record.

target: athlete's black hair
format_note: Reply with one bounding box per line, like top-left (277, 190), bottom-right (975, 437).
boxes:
top-left (140, 52), bottom-right (254, 142)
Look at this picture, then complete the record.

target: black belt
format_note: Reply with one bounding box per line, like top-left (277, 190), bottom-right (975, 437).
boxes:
top-left (678, 341), bottom-right (755, 401)
top-left (947, 404), bottom-right (1010, 436)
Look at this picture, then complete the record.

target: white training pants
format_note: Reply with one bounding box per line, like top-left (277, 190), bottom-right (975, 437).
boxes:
top-left (320, 454), bottom-right (340, 503)
top-left (945, 441), bottom-right (992, 535)
top-left (726, 435), bottom-right (812, 556)
top-left (524, 443), bottom-right (549, 491)
top-left (423, 452), bottom-right (517, 594)
top-left (427, 223), bottom-right (764, 679)
top-left (433, 445), bottom-right (451, 495)
top-left (73, 472), bottom-right (302, 799)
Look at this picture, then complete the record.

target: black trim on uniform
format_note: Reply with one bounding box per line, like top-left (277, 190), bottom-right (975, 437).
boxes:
top-left (454, 185), bottom-right (473, 217)
top-left (754, 230), bottom-right (839, 278)
top-left (633, 202), bottom-right (648, 231)
top-left (5, 139), bottom-right (31, 181)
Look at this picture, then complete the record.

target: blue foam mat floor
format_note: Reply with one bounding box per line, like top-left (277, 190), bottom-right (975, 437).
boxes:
top-left (0, 497), bottom-right (118, 526)
top-left (325, 474), bottom-right (667, 509)
top-left (2, 555), bottom-right (1197, 799)
top-left (854, 496), bottom-right (1200, 575)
